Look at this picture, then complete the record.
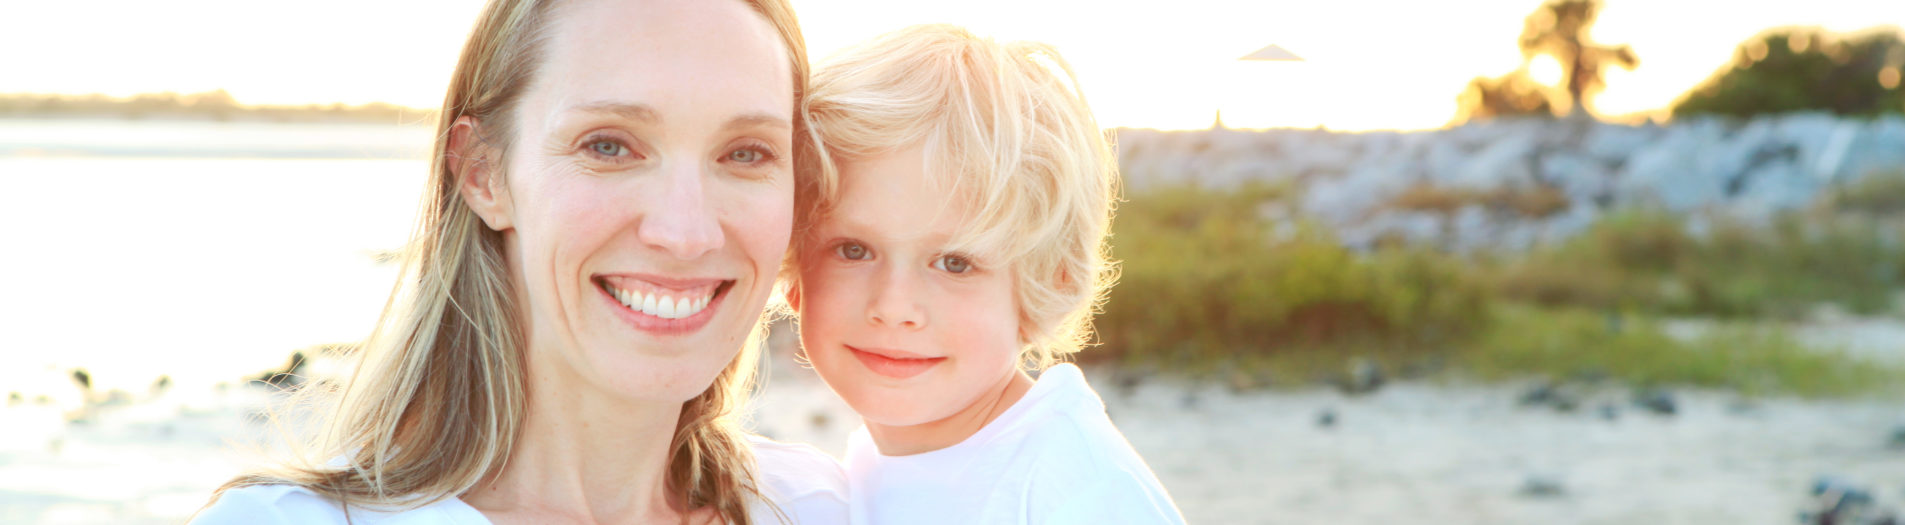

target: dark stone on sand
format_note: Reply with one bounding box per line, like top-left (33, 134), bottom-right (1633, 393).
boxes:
top-left (151, 375), bottom-right (171, 396)
top-left (71, 369), bottom-right (91, 391)
top-left (1339, 358), bottom-right (1384, 395)
top-left (1888, 426), bottom-right (1905, 451)
top-left (808, 411), bottom-right (829, 429)
top-left (1115, 372), bottom-right (1143, 398)
top-left (1598, 403), bottom-right (1619, 421)
top-left (1633, 388), bottom-right (1677, 416)
top-left (1518, 475), bottom-right (1565, 498)
top-left (1517, 381), bottom-right (1580, 413)
top-left (1517, 382), bottom-right (1558, 407)
top-left (1179, 392), bottom-right (1199, 410)
top-left (1804, 475), bottom-right (1880, 525)
top-left (1316, 408), bottom-right (1337, 428)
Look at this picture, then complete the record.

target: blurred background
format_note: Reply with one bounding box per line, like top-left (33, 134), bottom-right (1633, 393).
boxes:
top-left (1, 0), bottom-right (1901, 523)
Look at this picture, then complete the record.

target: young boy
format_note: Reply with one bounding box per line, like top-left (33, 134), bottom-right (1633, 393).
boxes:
top-left (787, 24), bottom-right (1186, 524)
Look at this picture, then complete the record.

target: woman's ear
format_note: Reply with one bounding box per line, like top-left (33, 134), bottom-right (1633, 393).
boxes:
top-left (450, 116), bottom-right (513, 231)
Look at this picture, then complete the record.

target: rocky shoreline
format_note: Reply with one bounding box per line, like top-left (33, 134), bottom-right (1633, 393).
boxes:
top-left (1117, 115), bottom-right (1905, 253)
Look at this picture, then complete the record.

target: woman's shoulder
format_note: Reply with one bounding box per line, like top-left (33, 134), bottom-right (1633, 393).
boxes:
top-left (191, 484), bottom-right (491, 525)
top-left (746, 434), bottom-right (849, 525)
top-left (192, 485), bottom-right (350, 525)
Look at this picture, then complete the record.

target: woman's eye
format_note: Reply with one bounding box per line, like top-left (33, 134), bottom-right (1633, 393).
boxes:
top-left (728, 148), bottom-right (763, 163)
top-left (587, 139), bottom-right (628, 158)
top-left (934, 255), bottom-right (972, 274)
top-left (835, 242), bottom-right (869, 261)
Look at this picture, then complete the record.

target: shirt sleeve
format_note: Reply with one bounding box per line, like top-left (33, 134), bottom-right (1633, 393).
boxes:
top-left (1041, 473), bottom-right (1187, 525)
top-left (188, 487), bottom-right (303, 525)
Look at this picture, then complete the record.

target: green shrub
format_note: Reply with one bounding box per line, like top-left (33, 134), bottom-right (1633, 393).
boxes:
top-left (1495, 209), bottom-right (1904, 317)
top-left (1465, 306), bottom-right (1896, 397)
top-left (1096, 183), bottom-right (1491, 365)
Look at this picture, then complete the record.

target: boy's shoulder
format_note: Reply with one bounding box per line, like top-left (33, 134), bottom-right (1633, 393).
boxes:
top-left (995, 365), bottom-right (1187, 524)
top-left (1005, 366), bottom-right (1134, 462)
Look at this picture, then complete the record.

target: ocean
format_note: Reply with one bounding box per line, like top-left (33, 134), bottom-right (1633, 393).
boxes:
top-left (0, 119), bottom-right (435, 400)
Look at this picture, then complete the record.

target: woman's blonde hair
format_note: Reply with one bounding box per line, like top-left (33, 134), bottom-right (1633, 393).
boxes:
top-left (211, 0), bottom-right (810, 523)
top-left (796, 24), bottom-right (1119, 370)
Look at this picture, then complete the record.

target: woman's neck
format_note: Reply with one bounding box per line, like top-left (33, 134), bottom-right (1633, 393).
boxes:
top-left (462, 355), bottom-right (697, 525)
top-left (865, 369), bottom-right (1035, 456)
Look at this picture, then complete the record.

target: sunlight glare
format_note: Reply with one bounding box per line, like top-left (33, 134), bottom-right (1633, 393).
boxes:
top-left (1529, 54), bottom-right (1565, 87)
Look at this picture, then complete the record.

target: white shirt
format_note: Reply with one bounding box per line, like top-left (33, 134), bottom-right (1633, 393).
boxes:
top-left (191, 436), bottom-right (849, 525)
top-left (844, 364), bottom-right (1184, 525)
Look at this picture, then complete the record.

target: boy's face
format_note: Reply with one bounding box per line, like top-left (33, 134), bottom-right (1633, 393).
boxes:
top-left (795, 143), bottom-right (1025, 430)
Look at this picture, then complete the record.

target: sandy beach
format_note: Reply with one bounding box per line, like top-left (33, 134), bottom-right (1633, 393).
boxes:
top-left (1, 321), bottom-right (1899, 524)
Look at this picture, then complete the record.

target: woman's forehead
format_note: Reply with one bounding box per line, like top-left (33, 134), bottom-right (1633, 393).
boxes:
top-left (530, 0), bottom-right (793, 123)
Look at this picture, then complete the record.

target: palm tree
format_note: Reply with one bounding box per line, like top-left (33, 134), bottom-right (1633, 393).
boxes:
top-left (1519, 0), bottom-right (1638, 120)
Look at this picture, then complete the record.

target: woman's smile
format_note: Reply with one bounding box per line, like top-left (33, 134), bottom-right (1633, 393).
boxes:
top-left (593, 274), bottom-right (735, 336)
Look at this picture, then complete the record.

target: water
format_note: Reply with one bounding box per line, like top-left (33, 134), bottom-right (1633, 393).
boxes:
top-left (0, 119), bottom-right (436, 399)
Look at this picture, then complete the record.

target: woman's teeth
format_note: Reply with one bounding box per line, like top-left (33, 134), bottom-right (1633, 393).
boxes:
top-left (604, 283), bottom-right (714, 319)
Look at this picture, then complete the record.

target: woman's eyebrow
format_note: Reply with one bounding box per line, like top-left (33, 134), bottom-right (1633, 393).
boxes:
top-left (567, 101), bottom-right (660, 123)
top-left (723, 112), bottom-right (791, 132)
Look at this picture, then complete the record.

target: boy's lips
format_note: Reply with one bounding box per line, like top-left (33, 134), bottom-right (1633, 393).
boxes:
top-left (847, 345), bottom-right (945, 379)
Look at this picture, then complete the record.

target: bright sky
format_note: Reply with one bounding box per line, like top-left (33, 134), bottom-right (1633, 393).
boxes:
top-left (2, 0), bottom-right (1899, 131)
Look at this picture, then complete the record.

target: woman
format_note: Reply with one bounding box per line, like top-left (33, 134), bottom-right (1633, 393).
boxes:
top-left (191, 0), bottom-right (845, 523)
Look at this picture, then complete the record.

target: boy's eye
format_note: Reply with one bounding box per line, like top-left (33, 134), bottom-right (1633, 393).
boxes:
top-left (933, 255), bottom-right (972, 274)
top-left (836, 242), bottom-right (870, 261)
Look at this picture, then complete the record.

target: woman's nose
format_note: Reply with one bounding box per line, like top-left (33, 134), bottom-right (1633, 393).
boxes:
top-left (636, 160), bottom-right (724, 260)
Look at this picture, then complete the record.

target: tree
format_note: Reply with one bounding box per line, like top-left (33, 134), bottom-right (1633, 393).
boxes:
top-left (1450, 0), bottom-right (1637, 125)
top-left (1452, 72), bottom-right (1558, 124)
top-left (1518, 0), bottom-right (1638, 120)
top-left (1673, 27), bottom-right (1905, 118)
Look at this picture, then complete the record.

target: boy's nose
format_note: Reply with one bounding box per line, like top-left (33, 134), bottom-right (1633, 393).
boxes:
top-left (868, 267), bottom-right (926, 330)
top-left (636, 161), bottom-right (725, 260)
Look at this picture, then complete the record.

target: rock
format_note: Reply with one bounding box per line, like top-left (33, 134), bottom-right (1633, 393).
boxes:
top-left (1178, 392), bottom-right (1200, 411)
top-left (1518, 475), bottom-right (1566, 498)
top-left (1517, 381), bottom-right (1558, 407)
top-left (71, 369), bottom-right (91, 391)
top-left (1450, 131), bottom-right (1538, 191)
top-left (1340, 358), bottom-right (1385, 396)
top-left (808, 411), bottom-right (829, 429)
top-left (1316, 408), bottom-right (1338, 429)
top-left (1114, 371), bottom-right (1144, 399)
top-left (1598, 403), bottom-right (1620, 421)
top-left (1517, 380), bottom-right (1580, 412)
top-left (1804, 476), bottom-right (1883, 525)
top-left (1888, 426), bottom-right (1905, 451)
top-left (150, 375), bottom-right (171, 397)
top-left (1634, 388), bottom-right (1677, 416)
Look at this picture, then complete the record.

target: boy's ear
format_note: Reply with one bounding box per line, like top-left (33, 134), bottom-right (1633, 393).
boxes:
top-left (450, 116), bottom-right (513, 231)
top-left (783, 280), bottom-right (803, 311)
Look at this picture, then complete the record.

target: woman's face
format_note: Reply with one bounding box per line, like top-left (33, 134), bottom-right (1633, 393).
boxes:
top-left (485, 0), bottom-right (794, 402)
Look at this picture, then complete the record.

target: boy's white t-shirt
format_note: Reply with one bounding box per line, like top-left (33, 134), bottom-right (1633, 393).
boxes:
top-left (844, 364), bottom-right (1185, 525)
top-left (190, 436), bottom-right (848, 525)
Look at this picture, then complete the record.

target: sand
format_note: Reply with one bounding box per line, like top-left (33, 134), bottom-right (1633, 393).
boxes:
top-left (1, 335), bottom-right (1899, 524)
